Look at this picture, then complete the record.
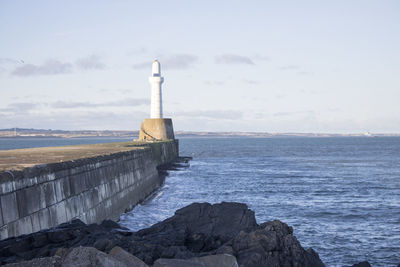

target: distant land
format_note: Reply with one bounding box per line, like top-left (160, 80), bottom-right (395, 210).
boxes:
top-left (0, 128), bottom-right (399, 138)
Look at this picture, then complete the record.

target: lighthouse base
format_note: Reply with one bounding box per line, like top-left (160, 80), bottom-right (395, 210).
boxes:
top-left (139, 118), bottom-right (175, 141)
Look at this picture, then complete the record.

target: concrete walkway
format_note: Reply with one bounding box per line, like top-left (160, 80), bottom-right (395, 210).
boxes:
top-left (0, 141), bottom-right (148, 171)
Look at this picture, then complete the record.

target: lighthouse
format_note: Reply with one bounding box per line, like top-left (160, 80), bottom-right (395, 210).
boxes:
top-left (138, 60), bottom-right (175, 141)
top-left (149, 60), bottom-right (164, 118)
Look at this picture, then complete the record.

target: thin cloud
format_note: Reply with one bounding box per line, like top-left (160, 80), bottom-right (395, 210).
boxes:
top-left (204, 80), bottom-right (224, 86)
top-left (280, 65), bottom-right (301, 70)
top-left (163, 54), bottom-right (198, 70)
top-left (11, 59), bottom-right (72, 76)
top-left (299, 89), bottom-right (318, 94)
top-left (0, 110), bottom-right (148, 130)
top-left (275, 94), bottom-right (286, 99)
top-left (75, 55), bottom-right (106, 70)
top-left (273, 110), bottom-right (315, 117)
top-left (0, 58), bottom-right (19, 65)
top-left (0, 102), bottom-right (41, 114)
top-left (12, 94), bottom-right (48, 100)
top-left (133, 54), bottom-right (198, 70)
top-left (254, 54), bottom-right (271, 61)
top-left (242, 79), bottom-right (260, 85)
top-left (215, 54), bottom-right (255, 65)
top-left (132, 61), bottom-right (151, 69)
top-left (98, 88), bottom-right (132, 94)
top-left (297, 71), bottom-right (313, 75)
top-left (52, 98), bottom-right (149, 109)
top-left (0, 98), bottom-right (148, 115)
top-left (127, 47), bottom-right (147, 55)
top-left (52, 101), bottom-right (93, 109)
top-left (179, 110), bottom-right (243, 120)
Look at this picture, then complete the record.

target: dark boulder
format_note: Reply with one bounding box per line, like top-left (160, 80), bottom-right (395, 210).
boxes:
top-left (125, 202), bottom-right (257, 264)
top-left (109, 246), bottom-right (148, 267)
top-left (232, 220), bottom-right (324, 267)
top-left (137, 202), bottom-right (256, 247)
top-left (153, 254), bottom-right (238, 267)
top-left (0, 202), bottom-right (325, 267)
top-left (3, 256), bottom-right (62, 267)
top-left (3, 246), bottom-right (148, 267)
top-left (60, 246), bottom-right (129, 267)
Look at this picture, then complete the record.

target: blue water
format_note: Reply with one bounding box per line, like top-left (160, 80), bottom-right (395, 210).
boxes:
top-left (119, 137), bottom-right (400, 267)
top-left (1, 137), bottom-right (399, 266)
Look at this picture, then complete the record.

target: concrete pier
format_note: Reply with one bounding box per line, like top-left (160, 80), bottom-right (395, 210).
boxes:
top-left (0, 140), bottom-right (178, 240)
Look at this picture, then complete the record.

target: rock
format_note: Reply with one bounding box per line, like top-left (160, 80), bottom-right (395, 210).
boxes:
top-left (35, 244), bottom-right (53, 258)
top-left (61, 246), bottom-right (126, 267)
top-left (7, 238), bottom-right (31, 254)
top-left (47, 230), bottom-right (74, 243)
top-left (232, 220), bottom-right (325, 267)
top-left (31, 233), bottom-right (48, 248)
top-left (57, 220), bottom-right (86, 230)
top-left (305, 248), bottom-right (326, 267)
top-left (153, 258), bottom-right (205, 267)
top-left (100, 220), bottom-right (122, 229)
top-left (109, 246), bottom-right (148, 267)
top-left (215, 244), bottom-right (234, 255)
top-left (55, 247), bottom-right (68, 257)
top-left (173, 202), bottom-right (257, 244)
top-left (0, 202), bottom-right (326, 267)
top-left (153, 254), bottom-right (238, 267)
top-left (193, 254), bottom-right (238, 267)
top-left (93, 238), bottom-right (111, 251)
top-left (0, 219), bottom-right (128, 264)
top-left (159, 245), bottom-right (187, 258)
top-left (4, 247), bottom-right (148, 267)
top-left (129, 202), bottom-right (257, 264)
top-left (3, 256), bottom-right (61, 267)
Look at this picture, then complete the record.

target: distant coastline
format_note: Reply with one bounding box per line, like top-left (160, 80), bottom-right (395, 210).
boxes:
top-left (1, 128), bottom-right (399, 138)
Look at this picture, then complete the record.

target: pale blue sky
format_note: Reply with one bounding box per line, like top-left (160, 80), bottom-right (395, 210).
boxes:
top-left (1, 0), bottom-right (399, 132)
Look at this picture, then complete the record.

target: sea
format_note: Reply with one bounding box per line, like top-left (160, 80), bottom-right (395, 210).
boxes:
top-left (1, 137), bottom-right (399, 266)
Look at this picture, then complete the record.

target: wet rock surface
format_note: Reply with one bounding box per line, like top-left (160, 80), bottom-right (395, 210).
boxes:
top-left (3, 246), bottom-right (148, 267)
top-left (157, 156), bottom-right (192, 172)
top-left (0, 202), bottom-right (327, 266)
top-left (152, 254), bottom-right (238, 267)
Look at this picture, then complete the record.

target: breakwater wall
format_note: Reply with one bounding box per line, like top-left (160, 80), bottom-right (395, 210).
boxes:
top-left (0, 140), bottom-right (178, 240)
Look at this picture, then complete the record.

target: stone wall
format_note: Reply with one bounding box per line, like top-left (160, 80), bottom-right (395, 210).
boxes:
top-left (0, 140), bottom-right (178, 240)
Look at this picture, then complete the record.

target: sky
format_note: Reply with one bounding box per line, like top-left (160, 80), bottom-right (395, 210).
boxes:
top-left (0, 0), bottom-right (399, 133)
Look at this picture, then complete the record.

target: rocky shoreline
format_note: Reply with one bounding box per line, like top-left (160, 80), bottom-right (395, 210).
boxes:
top-left (0, 156), bottom-right (377, 267)
top-left (0, 201), bottom-right (374, 267)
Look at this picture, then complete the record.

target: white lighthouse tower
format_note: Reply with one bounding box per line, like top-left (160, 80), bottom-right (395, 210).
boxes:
top-left (149, 60), bottom-right (164, 118)
top-left (138, 60), bottom-right (175, 141)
